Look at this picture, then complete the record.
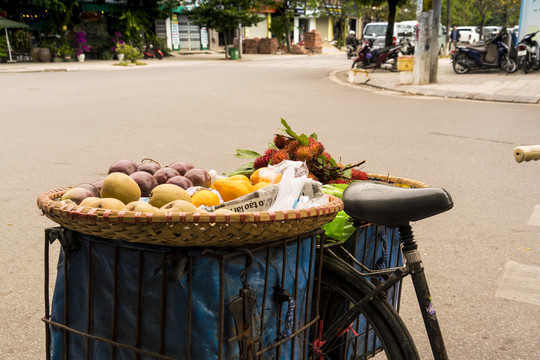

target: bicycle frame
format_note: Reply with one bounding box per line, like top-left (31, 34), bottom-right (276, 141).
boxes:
top-left (319, 224), bottom-right (449, 360)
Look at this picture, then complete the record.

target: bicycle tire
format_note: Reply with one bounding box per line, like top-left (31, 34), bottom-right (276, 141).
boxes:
top-left (314, 255), bottom-right (420, 360)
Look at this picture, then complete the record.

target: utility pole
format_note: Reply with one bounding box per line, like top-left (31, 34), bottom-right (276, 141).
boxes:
top-left (413, 0), bottom-right (442, 84)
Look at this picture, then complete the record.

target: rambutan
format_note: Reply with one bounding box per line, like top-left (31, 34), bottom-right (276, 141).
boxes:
top-left (308, 138), bottom-right (324, 156)
top-left (352, 169), bottom-right (369, 181)
top-left (284, 140), bottom-right (300, 155)
top-left (327, 179), bottom-right (349, 184)
top-left (254, 155), bottom-right (270, 169)
top-left (295, 145), bottom-right (315, 161)
top-left (271, 150), bottom-right (290, 165)
top-left (264, 148), bottom-right (277, 157)
top-left (273, 134), bottom-right (288, 149)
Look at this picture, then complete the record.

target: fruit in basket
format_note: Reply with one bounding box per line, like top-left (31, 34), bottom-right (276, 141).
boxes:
top-left (253, 181), bottom-right (271, 191)
top-left (168, 161), bottom-right (194, 176)
top-left (161, 199), bottom-right (199, 213)
top-left (213, 178), bottom-right (251, 202)
top-left (60, 187), bottom-right (95, 205)
top-left (184, 168), bottom-right (212, 188)
top-left (250, 167), bottom-right (282, 184)
top-left (108, 159), bottom-right (139, 175)
top-left (148, 184), bottom-right (191, 208)
top-left (166, 175), bottom-right (193, 190)
top-left (92, 179), bottom-right (104, 192)
top-left (100, 172), bottom-right (141, 204)
top-left (122, 201), bottom-right (163, 214)
top-left (130, 171), bottom-right (158, 197)
top-left (154, 167), bottom-right (181, 184)
top-left (80, 197), bottom-right (125, 210)
top-left (75, 183), bottom-right (101, 197)
top-left (138, 158), bottom-right (161, 175)
top-left (191, 190), bottom-right (220, 207)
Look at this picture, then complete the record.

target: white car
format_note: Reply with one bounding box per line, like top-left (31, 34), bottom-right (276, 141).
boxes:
top-left (456, 26), bottom-right (480, 44)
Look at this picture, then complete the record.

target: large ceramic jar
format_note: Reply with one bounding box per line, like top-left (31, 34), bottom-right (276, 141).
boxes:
top-left (38, 48), bottom-right (51, 62)
top-left (30, 47), bottom-right (41, 62)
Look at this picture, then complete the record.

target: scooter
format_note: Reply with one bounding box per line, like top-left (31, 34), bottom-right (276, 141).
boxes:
top-left (351, 38), bottom-right (401, 72)
top-left (143, 43), bottom-right (164, 60)
top-left (346, 44), bottom-right (357, 59)
top-left (452, 29), bottom-right (517, 74)
top-left (517, 31), bottom-right (539, 73)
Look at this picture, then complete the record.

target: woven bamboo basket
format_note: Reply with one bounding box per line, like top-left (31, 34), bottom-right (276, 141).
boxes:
top-left (37, 188), bottom-right (343, 247)
top-left (367, 173), bottom-right (428, 188)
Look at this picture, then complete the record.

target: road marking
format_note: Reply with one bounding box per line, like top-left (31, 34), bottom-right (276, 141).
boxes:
top-left (528, 205), bottom-right (540, 226)
top-left (495, 260), bottom-right (540, 306)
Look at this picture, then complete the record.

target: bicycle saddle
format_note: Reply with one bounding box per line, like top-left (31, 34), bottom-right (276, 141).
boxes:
top-left (343, 181), bottom-right (453, 227)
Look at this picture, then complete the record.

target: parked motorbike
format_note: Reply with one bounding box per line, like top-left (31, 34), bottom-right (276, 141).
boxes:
top-left (400, 36), bottom-right (415, 55)
top-left (452, 29), bottom-right (517, 74)
top-left (346, 44), bottom-right (357, 59)
top-left (143, 43), bottom-right (164, 60)
top-left (351, 39), bottom-right (401, 71)
top-left (517, 31), bottom-right (539, 73)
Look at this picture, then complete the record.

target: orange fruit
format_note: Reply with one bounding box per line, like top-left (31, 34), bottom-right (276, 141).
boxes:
top-left (228, 174), bottom-right (251, 182)
top-left (250, 168), bottom-right (282, 184)
top-left (213, 178), bottom-right (251, 202)
top-left (253, 181), bottom-right (271, 191)
top-left (191, 190), bottom-right (220, 207)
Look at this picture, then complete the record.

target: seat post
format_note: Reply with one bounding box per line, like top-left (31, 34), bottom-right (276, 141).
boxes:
top-left (399, 224), bottom-right (449, 360)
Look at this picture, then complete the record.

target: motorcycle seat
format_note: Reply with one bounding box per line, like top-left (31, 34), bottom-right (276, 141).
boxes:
top-left (462, 45), bottom-right (488, 53)
top-left (343, 181), bottom-right (453, 227)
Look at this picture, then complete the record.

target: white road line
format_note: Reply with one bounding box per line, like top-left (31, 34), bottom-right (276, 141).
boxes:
top-left (495, 260), bottom-right (540, 305)
top-left (528, 205), bottom-right (540, 226)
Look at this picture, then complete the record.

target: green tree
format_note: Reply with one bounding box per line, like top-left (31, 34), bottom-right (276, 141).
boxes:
top-left (33, 0), bottom-right (78, 33)
top-left (185, 0), bottom-right (264, 57)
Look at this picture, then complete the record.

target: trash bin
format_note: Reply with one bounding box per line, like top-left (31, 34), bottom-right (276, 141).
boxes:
top-left (228, 47), bottom-right (239, 60)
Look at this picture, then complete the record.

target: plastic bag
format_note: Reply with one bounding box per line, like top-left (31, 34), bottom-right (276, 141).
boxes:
top-left (321, 184), bottom-right (355, 243)
top-left (267, 166), bottom-right (307, 211)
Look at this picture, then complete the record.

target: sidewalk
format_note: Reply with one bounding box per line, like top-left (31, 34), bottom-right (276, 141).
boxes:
top-left (2, 50), bottom-right (539, 104)
top-left (336, 58), bottom-right (540, 104)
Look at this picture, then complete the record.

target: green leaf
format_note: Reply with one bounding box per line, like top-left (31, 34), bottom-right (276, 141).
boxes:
top-left (224, 162), bottom-right (255, 176)
top-left (234, 149), bottom-right (261, 159)
top-left (298, 134), bottom-right (309, 146)
top-left (322, 184), bottom-right (349, 199)
top-left (281, 118), bottom-right (299, 140)
top-left (309, 132), bottom-right (318, 140)
top-left (343, 168), bottom-right (352, 178)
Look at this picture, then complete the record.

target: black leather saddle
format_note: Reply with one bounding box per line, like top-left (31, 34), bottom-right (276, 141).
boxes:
top-left (343, 181), bottom-right (453, 227)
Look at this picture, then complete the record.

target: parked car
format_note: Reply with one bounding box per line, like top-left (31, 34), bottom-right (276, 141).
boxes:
top-left (362, 22), bottom-right (400, 49)
top-left (456, 26), bottom-right (481, 44)
top-left (397, 20), bottom-right (447, 54)
top-left (482, 26), bottom-right (501, 40)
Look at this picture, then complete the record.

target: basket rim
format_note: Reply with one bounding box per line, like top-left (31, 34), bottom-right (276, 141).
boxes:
top-left (37, 187), bottom-right (344, 225)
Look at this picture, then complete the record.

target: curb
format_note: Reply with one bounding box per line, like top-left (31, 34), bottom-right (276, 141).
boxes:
top-left (331, 69), bottom-right (540, 104)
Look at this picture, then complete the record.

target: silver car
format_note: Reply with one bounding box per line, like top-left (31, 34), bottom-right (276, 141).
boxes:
top-left (362, 22), bottom-right (399, 49)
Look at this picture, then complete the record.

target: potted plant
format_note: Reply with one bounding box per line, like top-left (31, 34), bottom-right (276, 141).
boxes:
top-left (58, 43), bottom-right (74, 61)
top-left (74, 32), bottom-right (90, 62)
top-left (114, 41), bottom-right (126, 62)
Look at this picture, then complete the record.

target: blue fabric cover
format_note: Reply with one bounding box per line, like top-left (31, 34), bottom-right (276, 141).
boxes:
top-left (50, 234), bottom-right (316, 360)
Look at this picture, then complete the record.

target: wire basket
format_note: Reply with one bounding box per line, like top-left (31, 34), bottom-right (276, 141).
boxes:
top-left (37, 188), bottom-right (343, 247)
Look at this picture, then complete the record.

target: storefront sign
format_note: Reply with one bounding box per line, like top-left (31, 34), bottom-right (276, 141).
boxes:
top-left (171, 14), bottom-right (180, 50)
top-left (519, 0), bottom-right (540, 41)
top-left (201, 26), bottom-right (208, 50)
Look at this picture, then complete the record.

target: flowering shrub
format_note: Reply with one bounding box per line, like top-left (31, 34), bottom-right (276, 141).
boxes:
top-left (110, 32), bottom-right (124, 53)
top-left (74, 32), bottom-right (90, 56)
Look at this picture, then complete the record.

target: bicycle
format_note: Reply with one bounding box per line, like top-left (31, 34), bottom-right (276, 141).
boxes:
top-left (40, 176), bottom-right (454, 360)
top-left (313, 180), bottom-right (453, 360)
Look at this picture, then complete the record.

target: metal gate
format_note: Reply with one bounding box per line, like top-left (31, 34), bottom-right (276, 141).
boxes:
top-left (178, 15), bottom-right (201, 50)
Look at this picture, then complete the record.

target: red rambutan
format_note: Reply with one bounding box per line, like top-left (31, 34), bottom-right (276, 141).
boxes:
top-left (308, 138), bottom-right (324, 156)
top-left (254, 155), bottom-right (270, 169)
top-left (327, 179), bottom-right (349, 184)
top-left (284, 140), bottom-right (300, 155)
top-left (264, 148), bottom-right (277, 157)
top-left (295, 145), bottom-right (315, 161)
top-left (273, 134), bottom-right (288, 149)
top-left (271, 150), bottom-right (290, 165)
top-left (352, 169), bottom-right (369, 181)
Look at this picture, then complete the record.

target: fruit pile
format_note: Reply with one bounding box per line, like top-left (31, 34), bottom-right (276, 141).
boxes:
top-left (59, 158), bottom-right (282, 214)
top-left (231, 119), bottom-right (368, 184)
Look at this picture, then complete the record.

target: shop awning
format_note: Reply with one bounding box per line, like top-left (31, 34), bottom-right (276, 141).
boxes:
top-left (0, 16), bottom-right (29, 29)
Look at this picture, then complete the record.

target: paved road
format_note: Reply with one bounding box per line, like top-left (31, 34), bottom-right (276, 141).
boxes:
top-left (0, 52), bottom-right (539, 359)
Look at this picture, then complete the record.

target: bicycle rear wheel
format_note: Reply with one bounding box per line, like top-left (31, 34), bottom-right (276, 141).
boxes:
top-left (314, 256), bottom-right (419, 360)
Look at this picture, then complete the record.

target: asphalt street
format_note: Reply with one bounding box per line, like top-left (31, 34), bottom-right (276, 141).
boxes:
top-left (0, 49), bottom-right (539, 359)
